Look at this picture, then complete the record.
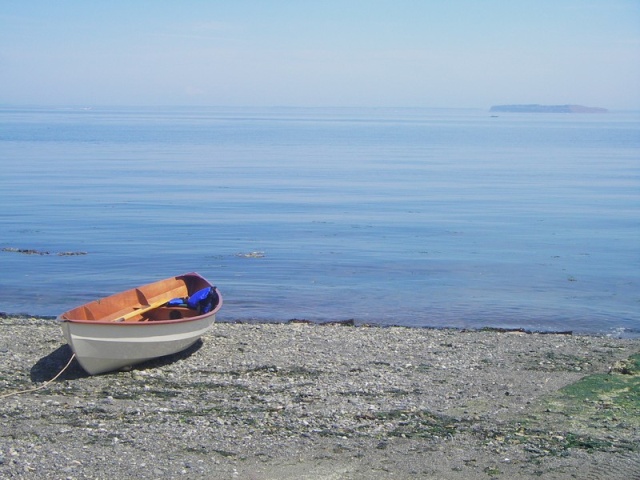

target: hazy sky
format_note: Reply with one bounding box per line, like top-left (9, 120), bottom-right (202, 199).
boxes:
top-left (1, 0), bottom-right (639, 109)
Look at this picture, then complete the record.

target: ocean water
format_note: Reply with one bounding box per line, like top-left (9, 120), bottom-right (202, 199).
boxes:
top-left (1, 106), bottom-right (638, 337)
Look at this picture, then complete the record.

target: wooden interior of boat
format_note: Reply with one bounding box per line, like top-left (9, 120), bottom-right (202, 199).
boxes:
top-left (143, 306), bottom-right (201, 321)
top-left (60, 274), bottom-right (211, 322)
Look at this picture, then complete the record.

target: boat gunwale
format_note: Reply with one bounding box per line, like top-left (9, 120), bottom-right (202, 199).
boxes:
top-left (57, 273), bottom-right (222, 326)
top-left (58, 303), bottom-right (221, 326)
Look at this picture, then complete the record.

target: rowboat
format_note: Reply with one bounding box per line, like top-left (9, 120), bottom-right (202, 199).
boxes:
top-left (58, 272), bottom-right (222, 375)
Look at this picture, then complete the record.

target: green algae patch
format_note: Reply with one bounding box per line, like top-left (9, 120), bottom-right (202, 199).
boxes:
top-left (550, 353), bottom-right (640, 421)
top-left (525, 353), bottom-right (640, 450)
top-left (474, 354), bottom-right (640, 460)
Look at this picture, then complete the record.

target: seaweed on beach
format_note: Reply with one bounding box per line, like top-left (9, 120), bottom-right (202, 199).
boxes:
top-left (2, 247), bottom-right (87, 256)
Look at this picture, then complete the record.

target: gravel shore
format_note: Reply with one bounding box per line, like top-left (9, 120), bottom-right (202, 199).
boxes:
top-left (1, 316), bottom-right (639, 479)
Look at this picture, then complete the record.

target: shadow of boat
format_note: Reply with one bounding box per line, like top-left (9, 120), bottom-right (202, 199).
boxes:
top-left (31, 344), bottom-right (88, 381)
top-left (31, 339), bottom-right (204, 381)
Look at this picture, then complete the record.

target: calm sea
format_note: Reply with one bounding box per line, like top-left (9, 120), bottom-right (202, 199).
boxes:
top-left (1, 106), bottom-right (638, 337)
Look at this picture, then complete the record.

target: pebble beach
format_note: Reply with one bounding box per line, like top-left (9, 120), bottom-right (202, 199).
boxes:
top-left (1, 316), bottom-right (639, 479)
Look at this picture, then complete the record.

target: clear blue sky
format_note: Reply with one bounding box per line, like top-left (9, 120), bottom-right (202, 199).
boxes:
top-left (1, 0), bottom-right (639, 109)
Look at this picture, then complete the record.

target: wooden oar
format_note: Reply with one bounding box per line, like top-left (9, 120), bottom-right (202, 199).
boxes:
top-left (112, 299), bottom-right (169, 322)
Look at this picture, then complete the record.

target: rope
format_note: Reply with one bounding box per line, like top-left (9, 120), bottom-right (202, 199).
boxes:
top-left (0, 353), bottom-right (77, 399)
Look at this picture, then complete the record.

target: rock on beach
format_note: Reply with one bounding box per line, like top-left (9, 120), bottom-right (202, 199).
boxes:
top-left (1, 316), bottom-right (639, 479)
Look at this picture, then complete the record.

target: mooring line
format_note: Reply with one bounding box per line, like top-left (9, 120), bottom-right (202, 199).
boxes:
top-left (0, 353), bottom-right (77, 399)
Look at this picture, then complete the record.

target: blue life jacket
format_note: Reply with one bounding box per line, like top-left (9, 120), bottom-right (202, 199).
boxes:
top-left (167, 287), bottom-right (219, 314)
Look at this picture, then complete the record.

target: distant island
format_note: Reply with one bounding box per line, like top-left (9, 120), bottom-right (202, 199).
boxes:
top-left (490, 104), bottom-right (608, 113)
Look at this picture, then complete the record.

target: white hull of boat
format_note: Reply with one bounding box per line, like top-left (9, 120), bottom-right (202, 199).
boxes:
top-left (60, 312), bottom-right (217, 375)
top-left (57, 273), bottom-right (222, 375)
